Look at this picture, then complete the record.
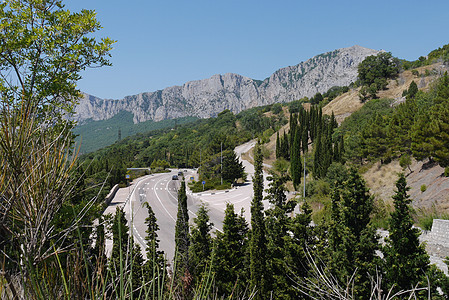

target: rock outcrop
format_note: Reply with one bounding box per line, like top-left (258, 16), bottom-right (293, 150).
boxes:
top-left (75, 45), bottom-right (380, 124)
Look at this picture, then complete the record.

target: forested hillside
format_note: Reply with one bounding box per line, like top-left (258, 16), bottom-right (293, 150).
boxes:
top-left (73, 112), bottom-right (198, 153)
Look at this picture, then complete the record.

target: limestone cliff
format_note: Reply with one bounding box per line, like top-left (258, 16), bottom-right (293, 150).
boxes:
top-left (75, 45), bottom-right (380, 123)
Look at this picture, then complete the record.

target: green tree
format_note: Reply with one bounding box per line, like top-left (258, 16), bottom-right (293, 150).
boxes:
top-left (284, 200), bottom-right (314, 291)
top-left (249, 141), bottom-right (268, 299)
top-left (222, 150), bottom-right (245, 183)
top-left (383, 173), bottom-right (430, 294)
top-left (399, 153), bottom-right (412, 173)
top-left (189, 204), bottom-right (213, 286)
top-left (411, 111), bottom-right (439, 161)
top-left (264, 173), bottom-right (296, 299)
top-left (0, 0), bottom-right (114, 123)
top-left (360, 113), bottom-right (389, 162)
top-left (386, 99), bottom-right (417, 156)
top-left (407, 80), bottom-right (419, 99)
top-left (143, 202), bottom-right (165, 282)
top-left (358, 52), bottom-right (400, 87)
top-left (276, 131), bottom-right (281, 159)
top-left (111, 206), bottom-right (130, 263)
top-left (431, 100), bottom-right (449, 167)
top-left (290, 128), bottom-right (302, 190)
top-left (212, 203), bottom-right (249, 297)
top-left (271, 103), bottom-right (283, 114)
top-left (326, 168), bottom-right (379, 299)
top-left (175, 181), bottom-right (190, 277)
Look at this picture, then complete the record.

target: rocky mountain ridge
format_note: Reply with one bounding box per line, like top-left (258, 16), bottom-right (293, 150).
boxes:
top-left (75, 45), bottom-right (380, 124)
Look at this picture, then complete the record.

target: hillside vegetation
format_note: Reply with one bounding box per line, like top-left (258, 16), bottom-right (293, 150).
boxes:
top-left (73, 112), bottom-right (198, 153)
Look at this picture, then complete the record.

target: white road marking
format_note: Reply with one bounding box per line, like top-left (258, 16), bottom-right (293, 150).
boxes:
top-left (154, 176), bottom-right (176, 222)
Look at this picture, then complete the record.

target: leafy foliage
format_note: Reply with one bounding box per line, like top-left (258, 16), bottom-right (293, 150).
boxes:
top-left (357, 52), bottom-right (400, 101)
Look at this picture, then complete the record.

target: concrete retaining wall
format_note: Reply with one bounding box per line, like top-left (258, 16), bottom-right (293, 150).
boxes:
top-left (105, 184), bottom-right (120, 206)
top-left (424, 219), bottom-right (449, 259)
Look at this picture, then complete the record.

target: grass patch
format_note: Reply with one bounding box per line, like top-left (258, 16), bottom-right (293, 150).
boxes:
top-left (415, 205), bottom-right (449, 231)
top-left (189, 178), bottom-right (232, 193)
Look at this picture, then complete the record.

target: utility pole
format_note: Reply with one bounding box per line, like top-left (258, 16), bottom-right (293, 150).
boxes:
top-left (221, 142), bottom-right (223, 186)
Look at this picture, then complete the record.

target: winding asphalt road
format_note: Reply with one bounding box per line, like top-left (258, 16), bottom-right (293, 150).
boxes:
top-left (121, 140), bottom-right (270, 263)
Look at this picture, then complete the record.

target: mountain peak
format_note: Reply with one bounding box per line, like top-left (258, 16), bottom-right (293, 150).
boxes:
top-left (75, 46), bottom-right (379, 123)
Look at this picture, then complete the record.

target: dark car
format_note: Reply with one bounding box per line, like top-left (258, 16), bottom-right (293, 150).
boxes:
top-left (178, 171), bottom-right (183, 177)
top-left (172, 175), bottom-right (178, 180)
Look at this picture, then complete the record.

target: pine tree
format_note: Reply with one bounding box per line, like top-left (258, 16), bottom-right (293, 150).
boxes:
top-left (383, 173), bottom-right (429, 293)
top-left (431, 100), bottom-right (449, 167)
top-left (361, 113), bottom-right (389, 162)
top-left (175, 181), bottom-right (190, 277)
top-left (386, 99), bottom-right (417, 156)
top-left (411, 111), bottom-right (439, 161)
top-left (189, 204), bottom-right (213, 286)
top-left (212, 204), bottom-right (249, 297)
top-left (249, 141), bottom-right (268, 299)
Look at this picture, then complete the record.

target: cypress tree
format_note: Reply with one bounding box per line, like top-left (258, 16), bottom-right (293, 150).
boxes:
top-left (111, 206), bottom-right (129, 262)
top-left (110, 206), bottom-right (144, 295)
top-left (284, 200), bottom-right (314, 283)
top-left (175, 181), bottom-right (190, 277)
top-left (291, 128), bottom-right (302, 190)
top-left (143, 202), bottom-right (164, 282)
top-left (383, 173), bottom-right (429, 293)
top-left (313, 126), bottom-right (323, 178)
top-left (249, 141), bottom-right (267, 299)
top-left (265, 173), bottom-right (296, 299)
top-left (407, 80), bottom-right (418, 99)
top-left (282, 130), bottom-right (290, 160)
top-left (326, 168), bottom-right (379, 299)
top-left (289, 112), bottom-right (297, 146)
top-left (276, 131), bottom-right (280, 159)
top-left (94, 216), bottom-right (106, 263)
top-left (301, 122), bottom-right (309, 154)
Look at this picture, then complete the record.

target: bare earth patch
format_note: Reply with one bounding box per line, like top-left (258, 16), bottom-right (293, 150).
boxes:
top-left (364, 159), bottom-right (449, 213)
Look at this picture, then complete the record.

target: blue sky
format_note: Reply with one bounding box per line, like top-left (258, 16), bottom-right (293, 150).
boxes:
top-left (65, 0), bottom-right (449, 99)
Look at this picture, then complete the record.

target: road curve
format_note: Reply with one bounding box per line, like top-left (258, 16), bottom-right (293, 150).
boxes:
top-left (123, 140), bottom-right (271, 263)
